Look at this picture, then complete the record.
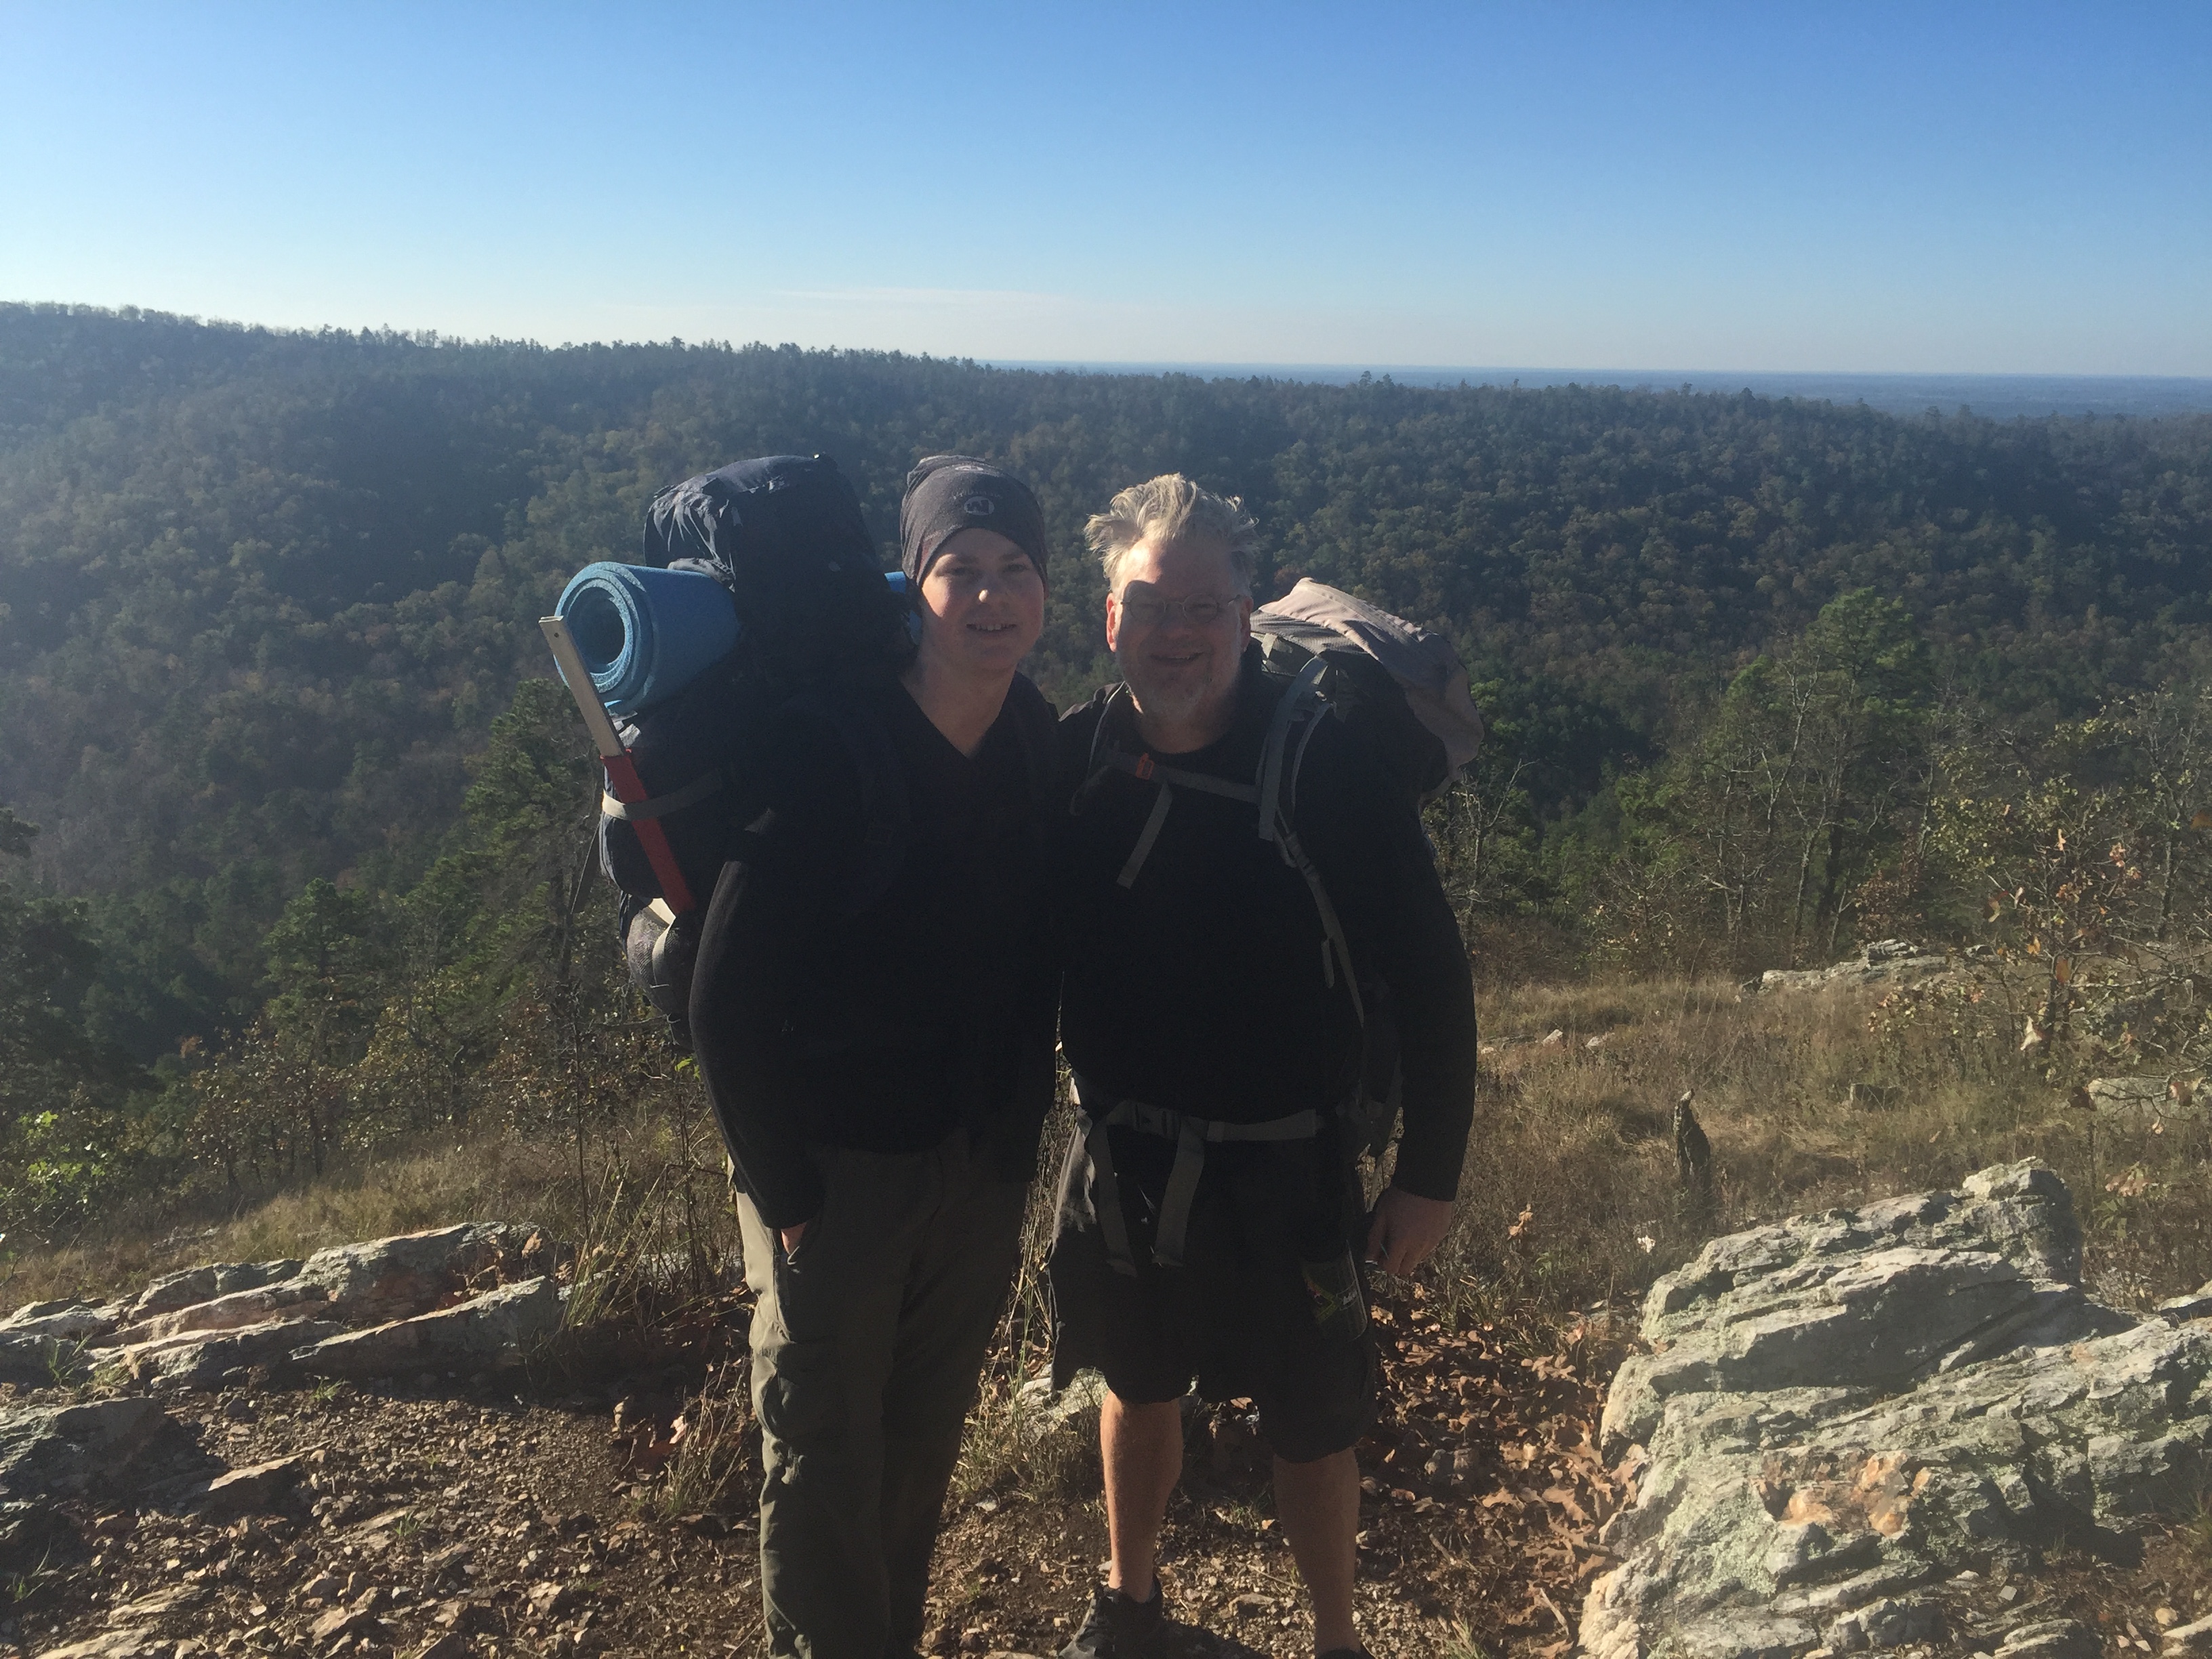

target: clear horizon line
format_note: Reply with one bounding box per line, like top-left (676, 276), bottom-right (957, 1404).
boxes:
top-left (983, 359), bottom-right (2212, 384)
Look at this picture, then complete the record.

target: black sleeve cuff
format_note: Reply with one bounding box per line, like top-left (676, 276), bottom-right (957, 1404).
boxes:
top-left (741, 1160), bottom-right (825, 1233)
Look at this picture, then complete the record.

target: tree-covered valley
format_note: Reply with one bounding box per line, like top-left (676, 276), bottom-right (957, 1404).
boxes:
top-left (4, 298), bottom-right (2210, 1238)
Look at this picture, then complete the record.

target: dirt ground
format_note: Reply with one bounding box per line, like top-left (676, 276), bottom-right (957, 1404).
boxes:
top-left (0, 1277), bottom-right (1616, 1659)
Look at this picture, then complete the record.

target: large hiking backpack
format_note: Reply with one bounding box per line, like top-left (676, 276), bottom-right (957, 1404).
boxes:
top-left (1250, 580), bottom-right (1482, 1155)
top-left (1086, 579), bottom-right (1483, 1159)
top-left (1248, 578), bottom-right (1484, 809)
top-left (594, 455), bottom-right (915, 1048)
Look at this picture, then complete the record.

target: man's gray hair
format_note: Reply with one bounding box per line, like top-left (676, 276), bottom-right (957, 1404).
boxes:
top-left (1084, 474), bottom-right (1260, 592)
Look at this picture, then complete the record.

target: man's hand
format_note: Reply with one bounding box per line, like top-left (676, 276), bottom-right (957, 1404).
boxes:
top-left (1363, 1187), bottom-right (1454, 1277)
top-left (779, 1221), bottom-right (809, 1255)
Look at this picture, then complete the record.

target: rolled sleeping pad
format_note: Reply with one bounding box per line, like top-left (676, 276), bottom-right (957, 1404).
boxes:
top-left (556, 562), bottom-right (739, 718)
top-left (885, 571), bottom-right (923, 646)
top-left (558, 563), bottom-right (920, 716)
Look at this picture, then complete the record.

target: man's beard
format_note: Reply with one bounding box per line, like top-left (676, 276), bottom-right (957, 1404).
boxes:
top-left (1118, 648), bottom-right (1218, 728)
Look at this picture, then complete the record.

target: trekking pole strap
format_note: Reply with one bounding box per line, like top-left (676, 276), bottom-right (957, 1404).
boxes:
top-left (1071, 1075), bottom-right (1322, 1272)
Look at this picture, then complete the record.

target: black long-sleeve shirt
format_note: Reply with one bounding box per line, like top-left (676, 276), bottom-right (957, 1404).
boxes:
top-left (1054, 648), bottom-right (1478, 1201)
top-left (689, 674), bottom-right (1059, 1229)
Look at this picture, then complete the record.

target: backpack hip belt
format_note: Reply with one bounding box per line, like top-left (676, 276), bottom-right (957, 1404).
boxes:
top-left (1072, 1073), bottom-right (1324, 1275)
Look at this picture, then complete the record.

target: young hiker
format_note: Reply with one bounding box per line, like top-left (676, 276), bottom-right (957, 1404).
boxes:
top-left (1046, 476), bottom-right (1479, 1659)
top-left (689, 456), bottom-right (1059, 1659)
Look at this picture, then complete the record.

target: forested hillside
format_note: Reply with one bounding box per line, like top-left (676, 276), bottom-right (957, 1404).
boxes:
top-left (4, 300), bottom-right (2211, 1237)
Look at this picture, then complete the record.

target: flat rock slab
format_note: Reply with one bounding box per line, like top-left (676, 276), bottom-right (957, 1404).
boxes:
top-left (0, 1397), bottom-right (169, 1500)
top-left (117, 1316), bottom-right (346, 1389)
top-left (0, 1300), bottom-right (125, 1343)
top-left (9, 1222), bottom-right (562, 1397)
top-left (110, 1221), bottom-right (525, 1347)
top-left (295, 1274), bottom-right (564, 1378)
top-left (188, 1453), bottom-right (304, 1520)
top-left (1580, 1160), bottom-right (2212, 1659)
top-left (122, 1259), bottom-right (300, 1325)
top-left (34, 1632), bottom-right (166, 1659)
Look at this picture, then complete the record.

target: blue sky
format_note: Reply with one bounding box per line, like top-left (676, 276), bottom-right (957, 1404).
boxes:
top-left (2, 1), bottom-right (2207, 373)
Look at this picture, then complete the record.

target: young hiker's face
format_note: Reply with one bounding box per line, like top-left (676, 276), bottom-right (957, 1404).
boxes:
top-left (1105, 537), bottom-right (1252, 733)
top-left (916, 527), bottom-right (1044, 678)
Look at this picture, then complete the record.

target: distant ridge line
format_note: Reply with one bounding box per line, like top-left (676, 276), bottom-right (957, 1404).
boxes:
top-left (985, 361), bottom-right (2212, 421)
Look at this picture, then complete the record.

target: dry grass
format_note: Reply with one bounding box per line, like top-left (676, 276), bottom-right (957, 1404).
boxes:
top-left (14, 972), bottom-right (2211, 1378)
top-left (1429, 975), bottom-right (2212, 1326)
top-left (949, 1096), bottom-right (1104, 1508)
top-left (0, 1103), bottom-right (743, 1319)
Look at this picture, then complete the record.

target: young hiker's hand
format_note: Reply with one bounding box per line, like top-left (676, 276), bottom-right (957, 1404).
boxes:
top-left (779, 1221), bottom-right (809, 1255)
top-left (1364, 1188), bottom-right (1454, 1277)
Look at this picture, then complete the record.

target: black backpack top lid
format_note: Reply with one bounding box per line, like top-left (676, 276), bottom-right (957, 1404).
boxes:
top-left (642, 453), bottom-right (902, 682)
top-left (641, 454), bottom-right (875, 577)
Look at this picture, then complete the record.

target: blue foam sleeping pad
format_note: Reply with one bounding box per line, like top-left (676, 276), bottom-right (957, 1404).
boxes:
top-left (557, 562), bottom-right (740, 717)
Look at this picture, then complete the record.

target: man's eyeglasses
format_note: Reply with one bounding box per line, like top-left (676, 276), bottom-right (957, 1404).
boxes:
top-left (1116, 592), bottom-right (1246, 630)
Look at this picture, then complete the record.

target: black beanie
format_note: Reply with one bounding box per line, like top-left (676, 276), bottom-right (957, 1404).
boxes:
top-left (899, 455), bottom-right (1049, 587)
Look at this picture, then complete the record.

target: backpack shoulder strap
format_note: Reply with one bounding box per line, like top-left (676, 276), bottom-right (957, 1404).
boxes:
top-left (1257, 655), bottom-right (1330, 844)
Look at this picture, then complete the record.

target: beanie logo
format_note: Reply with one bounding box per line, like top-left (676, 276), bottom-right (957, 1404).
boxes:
top-left (962, 494), bottom-right (996, 517)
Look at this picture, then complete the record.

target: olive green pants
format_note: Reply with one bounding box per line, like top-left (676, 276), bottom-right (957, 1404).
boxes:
top-left (737, 1131), bottom-right (1029, 1659)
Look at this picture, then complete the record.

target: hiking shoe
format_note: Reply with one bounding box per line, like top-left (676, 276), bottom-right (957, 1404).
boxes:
top-left (1058, 1580), bottom-right (1250, 1658)
top-left (1317, 1649), bottom-right (1376, 1659)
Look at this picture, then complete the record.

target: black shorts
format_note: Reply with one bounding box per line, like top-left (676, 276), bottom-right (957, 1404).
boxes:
top-left (1045, 1120), bottom-right (1376, 1465)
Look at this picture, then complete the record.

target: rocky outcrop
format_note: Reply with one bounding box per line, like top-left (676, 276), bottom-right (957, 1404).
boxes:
top-left (1582, 1161), bottom-right (2212, 1659)
top-left (2083, 1073), bottom-right (2202, 1114)
top-left (293, 1274), bottom-right (565, 1379)
top-left (1758, 939), bottom-right (1950, 994)
top-left (117, 1317), bottom-right (348, 1389)
top-left (3, 1223), bottom-right (565, 1393)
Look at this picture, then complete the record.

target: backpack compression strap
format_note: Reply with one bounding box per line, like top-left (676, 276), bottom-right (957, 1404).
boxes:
top-left (600, 765), bottom-right (731, 822)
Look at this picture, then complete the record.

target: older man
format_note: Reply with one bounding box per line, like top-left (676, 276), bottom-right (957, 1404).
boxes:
top-left (1048, 475), bottom-right (1479, 1659)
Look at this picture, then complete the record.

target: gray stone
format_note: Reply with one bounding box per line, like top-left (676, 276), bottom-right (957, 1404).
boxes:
top-left (121, 1261), bottom-right (300, 1326)
top-left (1826, 1596), bottom-right (1939, 1652)
top-left (2165, 1614), bottom-right (2212, 1652)
top-left (34, 1633), bottom-right (165, 1659)
top-left (106, 1584), bottom-right (211, 1624)
top-left (0, 1397), bottom-right (169, 1500)
top-left (0, 1300), bottom-right (121, 1343)
top-left (2085, 1075), bottom-right (2181, 1112)
top-left (1578, 1161), bottom-right (2212, 1659)
top-left (118, 1317), bottom-right (346, 1389)
top-left (113, 1223), bottom-right (548, 1358)
top-left (188, 1454), bottom-right (304, 1520)
top-left (290, 1222), bottom-right (521, 1320)
top-left (122, 1279), bottom-right (335, 1343)
top-left (2156, 1282), bottom-right (2212, 1322)
top-left (1759, 941), bottom-right (1949, 995)
top-left (1994, 1620), bottom-right (2100, 1659)
top-left (1602, 1160), bottom-right (2095, 1460)
top-left (112, 1223), bottom-right (518, 1347)
top-left (293, 1275), bottom-right (563, 1378)
top-left (1013, 1369), bottom-right (1106, 1441)
top-left (0, 1331), bottom-right (91, 1387)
